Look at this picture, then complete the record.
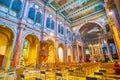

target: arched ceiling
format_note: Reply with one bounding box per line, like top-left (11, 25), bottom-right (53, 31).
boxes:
top-left (79, 23), bottom-right (101, 35)
top-left (79, 23), bottom-right (103, 40)
top-left (42, 0), bottom-right (105, 24)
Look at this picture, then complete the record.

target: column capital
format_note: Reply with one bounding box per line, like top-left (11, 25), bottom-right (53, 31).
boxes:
top-left (12, 25), bottom-right (24, 68)
top-left (18, 23), bottom-right (26, 29)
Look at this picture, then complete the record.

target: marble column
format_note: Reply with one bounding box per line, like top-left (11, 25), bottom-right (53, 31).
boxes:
top-left (91, 43), bottom-right (93, 55)
top-left (110, 20), bottom-right (120, 59)
top-left (73, 45), bottom-right (77, 63)
top-left (12, 27), bottom-right (24, 68)
top-left (104, 0), bottom-right (120, 59)
top-left (41, 2), bottom-right (47, 40)
top-left (77, 44), bottom-right (79, 62)
top-left (100, 40), bottom-right (105, 60)
top-left (105, 39), bottom-right (113, 61)
top-left (112, 9), bottom-right (120, 35)
top-left (55, 12), bottom-right (58, 36)
top-left (64, 41), bottom-right (67, 63)
top-left (64, 19), bottom-right (67, 63)
top-left (81, 46), bottom-right (85, 62)
top-left (23, 0), bottom-right (29, 17)
top-left (54, 12), bottom-right (58, 63)
top-left (55, 39), bottom-right (59, 63)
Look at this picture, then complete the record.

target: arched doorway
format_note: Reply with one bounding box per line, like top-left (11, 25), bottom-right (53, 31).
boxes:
top-left (58, 44), bottom-right (64, 63)
top-left (45, 39), bottom-right (55, 63)
top-left (68, 46), bottom-right (72, 63)
top-left (0, 25), bottom-right (14, 70)
top-left (79, 22), bottom-right (103, 62)
top-left (20, 34), bottom-right (39, 68)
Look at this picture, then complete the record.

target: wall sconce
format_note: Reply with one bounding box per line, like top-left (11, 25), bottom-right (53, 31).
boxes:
top-left (108, 11), bottom-right (112, 16)
top-left (50, 32), bottom-right (54, 36)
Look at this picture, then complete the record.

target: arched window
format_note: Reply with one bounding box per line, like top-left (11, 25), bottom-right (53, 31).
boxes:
top-left (58, 24), bottom-right (61, 33)
top-left (46, 14), bottom-right (55, 30)
top-left (51, 20), bottom-right (55, 29)
top-left (58, 21), bottom-right (64, 35)
top-left (11, 0), bottom-right (23, 17)
top-left (28, 8), bottom-right (35, 23)
top-left (61, 26), bottom-right (63, 34)
top-left (46, 17), bottom-right (50, 28)
top-left (0, 0), bottom-right (11, 8)
top-left (27, 3), bottom-right (42, 28)
top-left (35, 12), bottom-right (42, 26)
top-left (58, 47), bottom-right (64, 62)
top-left (0, 0), bottom-right (24, 17)
top-left (67, 29), bottom-right (71, 40)
top-left (0, 0), bottom-right (11, 12)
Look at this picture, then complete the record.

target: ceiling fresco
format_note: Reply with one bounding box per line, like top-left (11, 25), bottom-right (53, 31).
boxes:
top-left (41, 0), bottom-right (106, 38)
top-left (47, 0), bottom-right (105, 23)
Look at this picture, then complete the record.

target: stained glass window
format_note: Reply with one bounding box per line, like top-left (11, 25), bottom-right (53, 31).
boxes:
top-left (58, 21), bottom-right (64, 35)
top-left (0, 0), bottom-right (11, 7)
top-left (46, 14), bottom-right (55, 30)
top-left (28, 8), bottom-right (35, 20)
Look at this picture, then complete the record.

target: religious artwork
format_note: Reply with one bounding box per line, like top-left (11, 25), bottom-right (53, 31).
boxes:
top-left (58, 47), bottom-right (64, 62)
top-left (20, 40), bottom-right (29, 67)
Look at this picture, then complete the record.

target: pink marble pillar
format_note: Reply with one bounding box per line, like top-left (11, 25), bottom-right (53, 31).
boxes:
top-left (43, 10), bottom-right (47, 29)
top-left (41, 5), bottom-right (47, 40)
top-left (12, 27), bottom-right (23, 68)
top-left (23, 0), bottom-right (29, 17)
top-left (55, 13), bottom-right (58, 36)
top-left (66, 45), bottom-right (68, 63)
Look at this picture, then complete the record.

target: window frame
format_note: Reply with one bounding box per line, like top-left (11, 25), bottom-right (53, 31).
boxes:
top-left (58, 21), bottom-right (64, 35)
top-left (27, 2), bottom-right (43, 28)
top-left (46, 14), bottom-right (55, 30)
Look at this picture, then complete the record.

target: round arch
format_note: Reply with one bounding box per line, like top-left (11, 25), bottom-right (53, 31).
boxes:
top-left (0, 25), bottom-right (15, 70)
top-left (74, 22), bottom-right (104, 62)
top-left (58, 43), bottom-right (64, 63)
top-left (20, 34), bottom-right (39, 67)
top-left (22, 31), bottom-right (40, 41)
top-left (30, 1), bottom-right (44, 13)
top-left (74, 21), bottom-right (103, 35)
